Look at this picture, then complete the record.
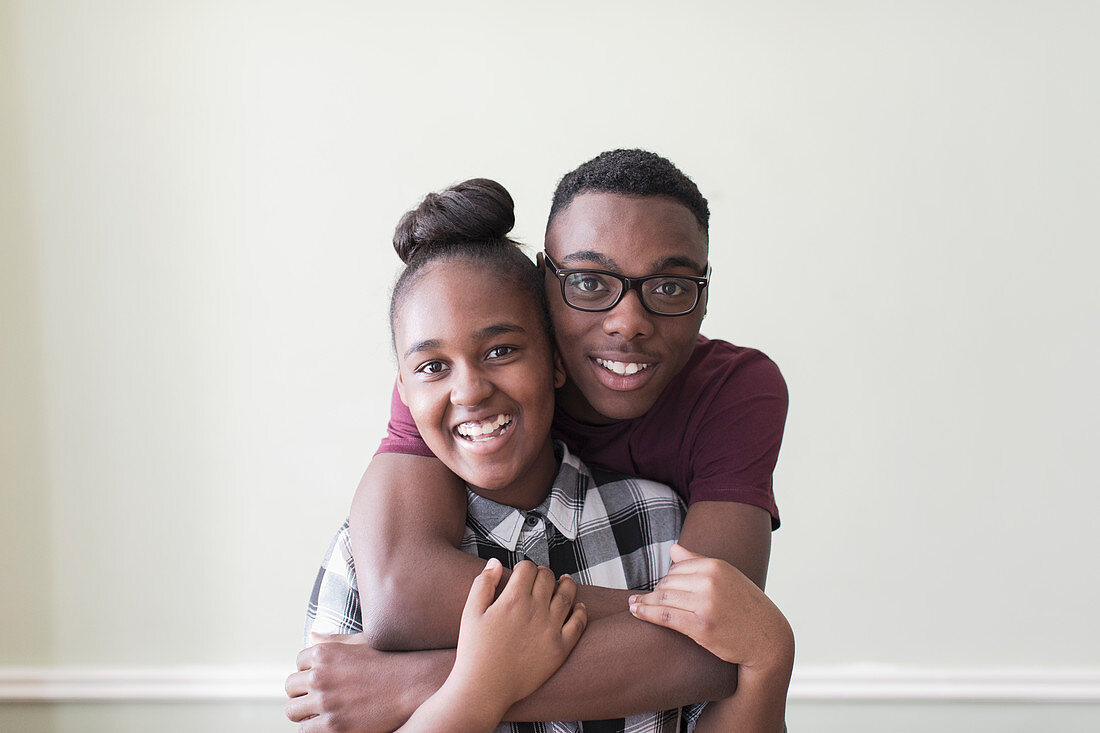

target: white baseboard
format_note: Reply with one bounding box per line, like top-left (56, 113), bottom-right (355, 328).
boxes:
top-left (788, 665), bottom-right (1100, 702)
top-left (0, 667), bottom-right (287, 702)
top-left (1, 665), bottom-right (1099, 703)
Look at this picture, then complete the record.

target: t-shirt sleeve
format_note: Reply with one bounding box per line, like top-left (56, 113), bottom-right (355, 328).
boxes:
top-left (688, 354), bottom-right (788, 530)
top-left (374, 382), bottom-right (435, 458)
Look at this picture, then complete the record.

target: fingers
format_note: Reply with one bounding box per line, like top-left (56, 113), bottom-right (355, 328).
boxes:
top-left (500, 559), bottom-right (538, 598)
top-left (298, 713), bottom-right (327, 732)
top-left (549, 574), bottom-right (577, 624)
top-left (295, 645), bottom-right (315, 671)
top-left (561, 601), bottom-right (588, 647)
top-left (628, 587), bottom-right (696, 612)
top-left (531, 564), bottom-right (557, 607)
top-left (307, 631), bottom-right (365, 646)
top-left (284, 684), bottom-right (316, 721)
top-left (463, 557), bottom-right (504, 621)
top-left (628, 599), bottom-right (699, 636)
top-left (284, 669), bottom-right (310, 698)
top-left (669, 542), bottom-right (705, 564)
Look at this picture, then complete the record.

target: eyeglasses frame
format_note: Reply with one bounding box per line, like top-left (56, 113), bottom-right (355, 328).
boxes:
top-left (538, 251), bottom-right (711, 317)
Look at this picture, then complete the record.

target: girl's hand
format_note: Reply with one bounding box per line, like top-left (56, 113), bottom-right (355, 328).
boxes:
top-left (628, 544), bottom-right (794, 674)
top-left (449, 558), bottom-right (588, 712)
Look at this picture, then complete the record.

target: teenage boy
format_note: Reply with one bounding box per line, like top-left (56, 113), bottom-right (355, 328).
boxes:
top-left (287, 150), bottom-right (788, 729)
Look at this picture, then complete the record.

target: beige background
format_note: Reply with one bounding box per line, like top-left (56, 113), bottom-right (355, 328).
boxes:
top-left (2, 1), bottom-right (1098, 731)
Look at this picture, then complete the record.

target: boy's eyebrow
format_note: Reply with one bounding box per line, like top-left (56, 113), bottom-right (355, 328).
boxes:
top-left (560, 250), bottom-right (617, 268)
top-left (654, 255), bottom-right (707, 274)
top-left (402, 323), bottom-right (526, 359)
top-left (561, 250), bottom-right (706, 274)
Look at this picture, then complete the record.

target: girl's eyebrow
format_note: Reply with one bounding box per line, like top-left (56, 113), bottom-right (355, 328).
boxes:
top-left (475, 322), bottom-right (526, 339)
top-left (402, 323), bottom-right (526, 359)
top-left (403, 339), bottom-right (440, 359)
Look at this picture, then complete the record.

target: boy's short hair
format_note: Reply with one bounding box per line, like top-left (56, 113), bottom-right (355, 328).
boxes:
top-left (548, 149), bottom-right (710, 233)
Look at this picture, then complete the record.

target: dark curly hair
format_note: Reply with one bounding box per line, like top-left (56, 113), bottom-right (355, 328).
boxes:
top-left (389, 178), bottom-right (552, 348)
top-left (547, 149), bottom-right (710, 233)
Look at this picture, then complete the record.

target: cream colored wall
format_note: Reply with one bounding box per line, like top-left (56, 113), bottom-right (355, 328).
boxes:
top-left (2, 0), bottom-right (1098, 730)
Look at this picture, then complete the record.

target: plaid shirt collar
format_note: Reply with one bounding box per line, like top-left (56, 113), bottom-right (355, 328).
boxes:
top-left (466, 442), bottom-right (585, 551)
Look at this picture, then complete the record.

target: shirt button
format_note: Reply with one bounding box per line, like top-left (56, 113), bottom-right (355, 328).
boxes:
top-left (525, 515), bottom-right (539, 527)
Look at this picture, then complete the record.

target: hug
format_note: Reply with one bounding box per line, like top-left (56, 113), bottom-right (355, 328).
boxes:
top-left (286, 150), bottom-right (794, 732)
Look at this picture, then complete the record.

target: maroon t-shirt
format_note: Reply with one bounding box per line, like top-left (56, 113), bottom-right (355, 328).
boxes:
top-left (378, 335), bottom-right (787, 529)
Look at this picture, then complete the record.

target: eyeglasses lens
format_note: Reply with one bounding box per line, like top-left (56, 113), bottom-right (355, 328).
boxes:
top-left (563, 272), bottom-right (699, 315)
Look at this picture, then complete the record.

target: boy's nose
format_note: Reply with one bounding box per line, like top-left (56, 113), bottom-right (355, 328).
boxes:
top-left (601, 289), bottom-right (654, 341)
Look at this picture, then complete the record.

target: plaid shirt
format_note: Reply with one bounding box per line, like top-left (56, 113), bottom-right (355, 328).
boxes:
top-left (307, 442), bottom-right (705, 732)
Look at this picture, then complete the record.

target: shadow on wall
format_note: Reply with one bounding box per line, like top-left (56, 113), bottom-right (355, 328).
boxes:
top-left (0, 0), bottom-right (56, 702)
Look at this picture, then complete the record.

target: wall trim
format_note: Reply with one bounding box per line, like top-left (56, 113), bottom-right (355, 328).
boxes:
top-left (789, 665), bottom-right (1100, 702)
top-left (1, 665), bottom-right (1099, 703)
top-left (0, 667), bottom-right (287, 702)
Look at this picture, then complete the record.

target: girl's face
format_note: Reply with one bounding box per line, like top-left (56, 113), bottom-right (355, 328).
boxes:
top-left (394, 260), bottom-right (565, 510)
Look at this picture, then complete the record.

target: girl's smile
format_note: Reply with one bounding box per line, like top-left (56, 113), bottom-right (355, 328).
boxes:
top-left (394, 260), bottom-right (565, 510)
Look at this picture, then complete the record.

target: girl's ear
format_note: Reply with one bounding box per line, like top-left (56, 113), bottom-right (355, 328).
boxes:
top-left (553, 350), bottom-right (567, 389)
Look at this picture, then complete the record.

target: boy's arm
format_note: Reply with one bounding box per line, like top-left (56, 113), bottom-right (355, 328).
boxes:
top-left (628, 541), bottom-right (794, 732)
top-left (289, 612), bottom-right (738, 729)
top-left (290, 492), bottom-right (767, 728)
top-left (349, 453), bottom-right (684, 651)
top-left (505, 499), bottom-right (773, 719)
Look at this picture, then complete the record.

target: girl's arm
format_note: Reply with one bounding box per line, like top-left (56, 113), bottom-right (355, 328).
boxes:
top-left (628, 544), bottom-right (795, 733)
top-left (398, 559), bottom-right (587, 733)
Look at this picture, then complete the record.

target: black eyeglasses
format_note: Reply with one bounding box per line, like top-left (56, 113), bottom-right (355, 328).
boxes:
top-left (538, 252), bottom-right (710, 317)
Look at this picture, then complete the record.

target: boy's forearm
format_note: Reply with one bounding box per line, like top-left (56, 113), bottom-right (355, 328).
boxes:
top-left (504, 611), bottom-right (737, 721)
top-left (361, 611), bottom-right (735, 725)
top-left (573, 585), bottom-right (634, 620)
top-left (693, 663), bottom-right (792, 733)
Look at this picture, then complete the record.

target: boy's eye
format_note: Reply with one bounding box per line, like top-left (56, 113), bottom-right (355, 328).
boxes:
top-left (652, 279), bottom-right (688, 297)
top-left (566, 273), bottom-right (611, 293)
top-left (486, 346), bottom-right (516, 359)
top-left (416, 360), bottom-right (447, 375)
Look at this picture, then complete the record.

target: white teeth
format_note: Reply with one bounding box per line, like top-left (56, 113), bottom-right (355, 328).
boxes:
top-left (456, 414), bottom-right (513, 439)
top-left (595, 358), bottom-right (650, 376)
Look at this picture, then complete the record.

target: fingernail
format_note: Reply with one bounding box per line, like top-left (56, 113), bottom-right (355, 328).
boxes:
top-left (561, 573), bottom-right (572, 580)
top-left (486, 557), bottom-right (501, 569)
top-left (628, 595), bottom-right (637, 604)
top-left (629, 603), bottom-right (638, 613)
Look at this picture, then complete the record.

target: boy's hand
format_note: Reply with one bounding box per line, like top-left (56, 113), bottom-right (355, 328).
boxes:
top-left (628, 544), bottom-right (793, 673)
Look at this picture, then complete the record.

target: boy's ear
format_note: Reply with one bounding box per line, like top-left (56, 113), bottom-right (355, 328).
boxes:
top-left (396, 371), bottom-right (409, 405)
top-left (553, 350), bottom-right (567, 389)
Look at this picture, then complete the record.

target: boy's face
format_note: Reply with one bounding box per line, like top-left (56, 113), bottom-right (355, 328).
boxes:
top-left (544, 193), bottom-right (709, 424)
top-left (395, 261), bottom-right (564, 510)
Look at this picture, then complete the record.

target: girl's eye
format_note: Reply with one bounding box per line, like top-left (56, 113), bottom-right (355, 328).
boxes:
top-left (416, 360), bottom-right (447, 375)
top-left (486, 346), bottom-right (516, 359)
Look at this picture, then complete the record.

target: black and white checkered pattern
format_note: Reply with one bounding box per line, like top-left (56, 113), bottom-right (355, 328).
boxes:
top-left (306, 442), bottom-right (705, 732)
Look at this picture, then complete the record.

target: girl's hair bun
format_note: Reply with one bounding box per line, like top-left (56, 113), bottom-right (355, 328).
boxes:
top-left (393, 178), bottom-right (516, 264)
